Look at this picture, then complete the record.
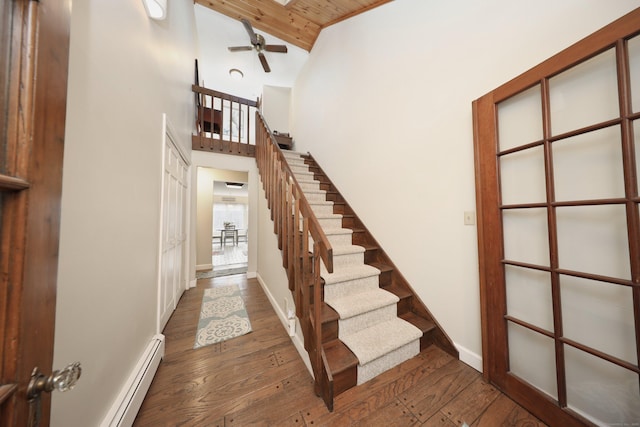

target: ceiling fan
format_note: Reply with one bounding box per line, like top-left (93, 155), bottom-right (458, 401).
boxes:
top-left (227, 19), bottom-right (288, 73)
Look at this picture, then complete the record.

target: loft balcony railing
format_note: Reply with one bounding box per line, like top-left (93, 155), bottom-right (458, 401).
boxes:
top-left (192, 85), bottom-right (258, 157)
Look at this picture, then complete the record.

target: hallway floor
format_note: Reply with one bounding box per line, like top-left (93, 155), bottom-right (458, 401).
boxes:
top-left (197, 242), bottom-right (248, 279)
top-left (213, 241), bottom-right (248, 269)
top-left (133, 274), bottom-right (547, 426)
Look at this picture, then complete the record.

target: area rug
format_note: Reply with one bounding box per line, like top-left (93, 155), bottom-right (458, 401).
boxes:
top-left (194, 285), bottom-right (252, 349)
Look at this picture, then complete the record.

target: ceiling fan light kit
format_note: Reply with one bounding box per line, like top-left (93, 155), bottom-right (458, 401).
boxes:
top-left (229, 68), bottom-right (244, 80)
top-left (227, 18), bottom-right (288, 73)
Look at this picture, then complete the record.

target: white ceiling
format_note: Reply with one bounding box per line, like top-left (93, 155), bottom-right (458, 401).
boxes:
top-left (194, 4), bottom-right (310, 101)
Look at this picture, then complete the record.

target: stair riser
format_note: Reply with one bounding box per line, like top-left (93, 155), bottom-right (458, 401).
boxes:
top-left (304, 192), bottom-right (327, 202)
top-left (319, 217), bottom-right (343, 229)
top-left (306, 232), bottom-right (352, 249)
top-left (324, 275), bottom-right (380, 300)
top-left (289, 164), bottom-right (309, 173)
top-left (338, 304), bottom-right (397, 338)
top-left (299, 181), bottom-right (321, 191)
top-left (294, 175), bottom-right (316, 185)
top-left (328, 252), bottom-right (364, 270)
top-left (310, 203), bottom-right (335, 216)
top-left (357, 340), bottom-right (420, 385)
top-left (326, 233), bottom-right (353, 247)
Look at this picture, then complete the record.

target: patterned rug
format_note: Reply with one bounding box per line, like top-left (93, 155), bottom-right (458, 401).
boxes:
top-left (194, 285), bottom-right (252, 349)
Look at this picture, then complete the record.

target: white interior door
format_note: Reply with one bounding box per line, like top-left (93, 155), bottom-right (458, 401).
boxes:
top-left (158, 115), bottom-right (190, 332)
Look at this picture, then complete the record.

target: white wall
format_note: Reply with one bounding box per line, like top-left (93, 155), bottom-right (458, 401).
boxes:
top-left (291, 0), bottom-right (638, 369)
top-left (262, 85), bottom-right (292, 135)
top-left (52, 0), bottom-right (196, 425)
top-left (256, 182), bottom-right (311, 371)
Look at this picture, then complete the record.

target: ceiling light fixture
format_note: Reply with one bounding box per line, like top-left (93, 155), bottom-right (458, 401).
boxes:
top-left (225, 182), bottom-right (244, 189)
top-left (229, 68), bottom-right (244, 80)
top-left (142, 0), bottom-right (167, 20)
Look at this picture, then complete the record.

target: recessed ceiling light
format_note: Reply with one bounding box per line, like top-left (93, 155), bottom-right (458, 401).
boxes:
top-left (229, 68), bottom-right (244, 80)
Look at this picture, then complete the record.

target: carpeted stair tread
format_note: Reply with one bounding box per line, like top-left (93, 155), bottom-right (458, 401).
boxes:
top-left (303, 189), bottom-right (326, 195)
top-left (316, 213), bottom-right (343, 221)
top-left (323, 263), bottom-right (380, 285)
top-left (309, 200), bottom-right (334, 206)
top-left (331, 244), bottom-right (365, 256)
top-left (282, 150), bottom-right (307, 158)
top-left (325, 288), bottom-right (398, 320)
top-left (323, 228), bottom-right (353, 238)
top-left (341, 318), bottom-right (422, 366)
top-left (296, 177), bottom-right (319, 185)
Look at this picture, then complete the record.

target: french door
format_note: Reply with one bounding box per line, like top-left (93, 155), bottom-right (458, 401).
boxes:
top-left (473, 8), bottom-right (640, 427)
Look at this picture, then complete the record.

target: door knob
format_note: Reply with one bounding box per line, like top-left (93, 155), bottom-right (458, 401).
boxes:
top-left (27, 362), bottom-right (81, 427)
top-left (27, 361), bottom-right (81, 400)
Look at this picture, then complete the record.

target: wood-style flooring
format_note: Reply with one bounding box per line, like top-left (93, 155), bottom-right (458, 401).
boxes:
top-left (133, 274), bottom-right (547, 426)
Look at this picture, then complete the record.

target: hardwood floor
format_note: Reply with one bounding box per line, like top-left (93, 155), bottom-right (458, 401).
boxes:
top-left (134, 275), bottom-right (547, 426)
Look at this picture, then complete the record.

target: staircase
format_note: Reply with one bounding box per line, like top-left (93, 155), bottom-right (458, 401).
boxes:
top-left (255, 112), bottom-right (458, 411)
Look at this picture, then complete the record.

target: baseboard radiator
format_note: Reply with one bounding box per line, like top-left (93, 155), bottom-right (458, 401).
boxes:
top-left (100, 334), bottom-right (165, 427)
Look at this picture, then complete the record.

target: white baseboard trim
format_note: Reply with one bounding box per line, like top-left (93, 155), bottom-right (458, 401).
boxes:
top-left (455, 342), bottom-right (483, 373)
top-left (100, 334), bottom-right (165, 427)
top-left (247, 271), bottom-right (257, 279)
top-left (196, 263), bottom-right (213, 271)
top-left (256, 273), bottom-right (312, 375)
top-left (189, 278), bottom-right (197, 289)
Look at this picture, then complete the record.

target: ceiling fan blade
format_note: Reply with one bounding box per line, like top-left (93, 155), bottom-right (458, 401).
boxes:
top-left (241, 18), bottom-right (258, 46)
top-left (258, 52), bottom-right (271, 73)
top-left (264, 45), bottom-right (288, 53)
top-left (228, 46), bottom-right (253, 52)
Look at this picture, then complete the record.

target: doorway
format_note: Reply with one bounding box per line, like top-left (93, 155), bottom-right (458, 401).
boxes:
top-left (210, 180), bottom-right (249, 276)
top-left (195, 167), bottom-right (249, 278)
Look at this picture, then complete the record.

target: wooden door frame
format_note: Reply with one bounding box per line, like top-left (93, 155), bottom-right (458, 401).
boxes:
top-left (473, 8), bottom-right (640, 427)
top-left (0, 0), bottom-right (71, 425)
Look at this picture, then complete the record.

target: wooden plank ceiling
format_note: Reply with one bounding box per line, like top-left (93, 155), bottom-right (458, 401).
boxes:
top-left (194, 0), bottom-right (393, 51)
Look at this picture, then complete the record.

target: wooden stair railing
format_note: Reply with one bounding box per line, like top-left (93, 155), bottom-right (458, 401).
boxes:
top-left (255, 111), bottom-right (336, 410)
top-left (192, 85), bottom-right (258, 157)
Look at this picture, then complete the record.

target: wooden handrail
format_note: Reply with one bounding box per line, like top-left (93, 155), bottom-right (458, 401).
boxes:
top-left (255, 110), bottom-right (335, 410)
top-left (193, 85), bottom-right (258, 107)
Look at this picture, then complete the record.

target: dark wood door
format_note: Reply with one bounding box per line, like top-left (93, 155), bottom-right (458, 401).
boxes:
top-left (473, 8), bottom-right (640, 427)
top-left (0, 0), bottom-right (71, 425)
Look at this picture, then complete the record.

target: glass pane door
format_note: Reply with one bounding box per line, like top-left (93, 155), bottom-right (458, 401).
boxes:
top-left (474, 12), bottom-right (640, 426)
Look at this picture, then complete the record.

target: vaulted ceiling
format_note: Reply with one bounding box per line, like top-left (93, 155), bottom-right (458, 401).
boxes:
top-left (193, 0), bottom-right (393, 51)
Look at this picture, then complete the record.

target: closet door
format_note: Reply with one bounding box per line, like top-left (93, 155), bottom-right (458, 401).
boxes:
top-left (473, 9), bottom-right (640, 427)
top-left (158, 118), bottom-right (190, 332)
